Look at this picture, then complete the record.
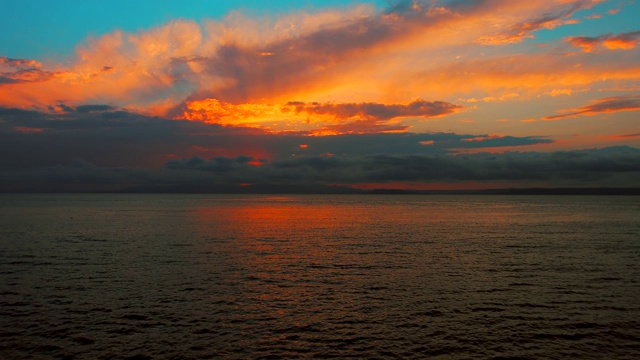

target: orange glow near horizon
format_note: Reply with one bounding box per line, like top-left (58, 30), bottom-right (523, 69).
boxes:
top-left (194, 201), bottom-right (355, 246)
top-left (14, 126), bottom-right (44, 134)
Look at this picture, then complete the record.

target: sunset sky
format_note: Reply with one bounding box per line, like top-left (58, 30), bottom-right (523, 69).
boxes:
top-left (1, 0), bottom-right (639, 192)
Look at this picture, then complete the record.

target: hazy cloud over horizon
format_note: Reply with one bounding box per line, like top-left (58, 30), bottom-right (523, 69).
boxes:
top-left (1, 105), bottom-right (638, 191)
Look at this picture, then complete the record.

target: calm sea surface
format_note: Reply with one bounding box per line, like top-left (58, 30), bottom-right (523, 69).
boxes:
top-left (1, 194), bottom-right (639, 359)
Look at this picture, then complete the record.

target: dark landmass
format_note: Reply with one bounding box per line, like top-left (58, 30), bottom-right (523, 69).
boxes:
top-left (1, 183), bottom-right (639, 195)
top-left (118, 183), bottom-right (360, 194)
top-left (491, 187), bottom-right (640, 195)
top-left (368, 187), bottom-right (640, 195)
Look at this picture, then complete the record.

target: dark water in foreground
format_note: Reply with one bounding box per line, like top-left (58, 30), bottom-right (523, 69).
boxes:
top-left (1, 194), bottom-right (639, 359)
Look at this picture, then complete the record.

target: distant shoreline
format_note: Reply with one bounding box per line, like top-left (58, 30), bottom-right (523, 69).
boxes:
top-left (1, 186), bottom-right (639, 195)
top-left (367, 187), bottom-right (640, 195)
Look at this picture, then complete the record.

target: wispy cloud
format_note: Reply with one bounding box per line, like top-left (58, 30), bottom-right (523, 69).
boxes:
top-left (476, 0), bottom-right (594, 45)
top-left (543, 95), bottom-right (640, 120)
top-left (614, 133), bottom-right (640, 139)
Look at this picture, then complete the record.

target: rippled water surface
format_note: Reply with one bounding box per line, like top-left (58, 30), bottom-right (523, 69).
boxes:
top-left (1, 194), bottom-right (639, 359)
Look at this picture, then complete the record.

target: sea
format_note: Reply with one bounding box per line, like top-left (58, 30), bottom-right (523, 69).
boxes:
top-left (1, 194), bottom-right (639, 359)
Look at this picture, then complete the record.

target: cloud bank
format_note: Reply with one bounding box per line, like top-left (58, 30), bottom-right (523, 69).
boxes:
top-left (1, 105), bottom-right (638, 191)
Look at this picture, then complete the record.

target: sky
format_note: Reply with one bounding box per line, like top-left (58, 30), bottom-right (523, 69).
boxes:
top-left (1, 0), bottom-right (639, 192)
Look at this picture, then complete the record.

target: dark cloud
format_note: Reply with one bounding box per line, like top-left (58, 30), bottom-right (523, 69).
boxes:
top-left (54, 104), bottom-right (76, 113)
top-left (0, 105), bottom-right (550, 169)
top-left (0, 105), bottom-right (270, 169)
top-left (0, 56), bottom-right (53, 85)
top-left (165, 155), bottom-right (265, 172)
top-left (0, 56), bottom-right (41, 69)
top-left (1, 105), bottom-right (637, 191)
top-left (2, 146), bottom-right (638, 192)
top-left (164, 146), bottom-right (640, 185)
top-left (75, 104), bottom-right (117, 113)
top-left (0, 68), bottom-right (54, 84)
top-left (615, 133), bottom-right (640, 139)
top-left (280, 99), bottom-right (462, 134)
top-left (0, 107), bottom-right (46, 122)
top-left (543, 95), bottom-right (640, 120)
top-left (285, 99), bottom-right (462, 120)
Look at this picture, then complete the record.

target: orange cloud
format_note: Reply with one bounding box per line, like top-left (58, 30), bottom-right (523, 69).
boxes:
top-left (393, 51), bottom-right (640, 101)
top-left (181, 99), bottom-right (293, 125)
top-left (180, 98), bottom-right (461, 134)
top-left (1, 56), bottom-right (54, 85)
top-left (0, 68), bottom-right (54, 84)
top-left (308, 120), bottom-right (410, 136)
top-left (547, 88), bottom-right (573, 97)
top-left (0, 0), bottom-right (635, 136)
top-left (0, 56), bottom-right (42, 70)
top-left (0, 20), bottom-right (206, 110)
top-left (461, 93), bottom-right (519, 103)
top-left (461, 135), bottom-right (503, 142)
top-left (567, 31), bottom-right (640, 52)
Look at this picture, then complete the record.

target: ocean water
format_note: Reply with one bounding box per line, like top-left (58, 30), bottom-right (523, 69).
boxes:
top-left (1, 194), bottom-right (639, 359)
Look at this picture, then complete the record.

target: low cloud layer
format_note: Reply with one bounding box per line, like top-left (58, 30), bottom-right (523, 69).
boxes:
top-left (0, 105), bottom-right (548, 168)
top-left (161, 147), bottom-right (640, 184)
top-left (2, 145), bottom-right (639, 192)
top-left (1, 105), bottom-right (638, 191)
